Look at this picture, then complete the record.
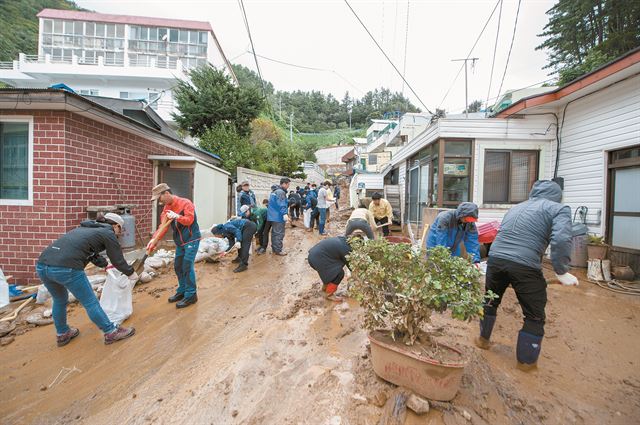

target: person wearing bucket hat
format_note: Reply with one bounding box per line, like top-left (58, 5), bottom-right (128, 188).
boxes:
top-left (426, 202), bottom-right (481, 263)
top-left (36, 213), bottom-right (137, 347)
top-left (147, 183), bottom-right (201, 308)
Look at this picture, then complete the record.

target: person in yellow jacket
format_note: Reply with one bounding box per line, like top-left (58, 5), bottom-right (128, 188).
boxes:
top-left (369, 192), bottom-right (393, 236)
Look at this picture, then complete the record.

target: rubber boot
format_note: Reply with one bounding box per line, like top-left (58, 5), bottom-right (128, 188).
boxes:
top-left (475, 314), bottom-right (496, 350)
top-left (516, 330), bottom-right (543, 371)
top-left (325, 283), bottom-right (343, 302)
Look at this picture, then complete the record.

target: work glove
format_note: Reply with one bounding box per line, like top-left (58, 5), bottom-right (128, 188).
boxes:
top-left (283, 214), bottom-right (290, 223)
top-left (234, 241), bottom-right (241, 250)
top-left (127, 272), bottom-right (140, 285)
top-left (166, 210), bottom-right (181, 220)
top-left (556, 272), bottom-right (579, 286)
top-left (146, 239), bottom-right (157, 253)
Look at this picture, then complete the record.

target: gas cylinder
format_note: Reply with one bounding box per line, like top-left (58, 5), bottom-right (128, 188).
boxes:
top-left (119, 209), bottom-right (136, 248)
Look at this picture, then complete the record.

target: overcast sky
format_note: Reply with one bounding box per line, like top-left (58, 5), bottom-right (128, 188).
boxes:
top-left (76, 0), bottom-right (557, 113)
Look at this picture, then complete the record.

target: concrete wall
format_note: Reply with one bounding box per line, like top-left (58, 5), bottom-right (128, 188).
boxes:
top-left (314, 146), bottom-right (353, 165)
top-left (236, 167), bottom-right (305, 209)
top-left (194, 162), bottom-right (229, 227)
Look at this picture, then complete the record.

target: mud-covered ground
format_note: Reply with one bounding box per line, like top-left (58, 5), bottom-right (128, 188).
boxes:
top-left (1, 212), bottom-right (639, 425)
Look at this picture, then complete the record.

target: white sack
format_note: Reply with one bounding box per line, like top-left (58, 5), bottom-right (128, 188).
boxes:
top-left (99, 267), bottom-right (135, 325)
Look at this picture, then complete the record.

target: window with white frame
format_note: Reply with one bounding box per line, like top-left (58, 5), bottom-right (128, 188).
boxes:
top-left (483, 150), bottom-right (539, 204)
top-left (0, 118), bottom-right (32, 204)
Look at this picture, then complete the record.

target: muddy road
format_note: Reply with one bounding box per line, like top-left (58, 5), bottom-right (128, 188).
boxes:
top-left (1, 215), bottom-right (639, 425)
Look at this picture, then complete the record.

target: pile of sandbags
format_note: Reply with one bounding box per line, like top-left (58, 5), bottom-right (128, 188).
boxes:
top-left (196, 237), bottom-right (229, 263)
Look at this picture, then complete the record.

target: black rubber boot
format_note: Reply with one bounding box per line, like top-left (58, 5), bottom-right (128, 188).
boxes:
top-left (516, 330), bottom-right (543, 371)
top-left (475, 314), bottom-right (496, 349)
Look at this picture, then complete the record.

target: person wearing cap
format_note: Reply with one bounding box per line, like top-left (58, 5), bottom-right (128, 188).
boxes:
top-left (265, 177), bottom-right (291, 256)
top-left (36, 213), bottom-right (137, 346)
top-left (316, 180), bottom-right (333, 236)
top-left (426, 202), bottom-right (481, 263)
top-left (238, 180), bottom-right (257, 215)
top-left (369, 192), bottom-right (393, 237)
top-left (211, 217), bottom-right (257, 273)
top-left (476, 180), bottom-right (577, 371)
top-left (147, 183), bottom-right (201, 308)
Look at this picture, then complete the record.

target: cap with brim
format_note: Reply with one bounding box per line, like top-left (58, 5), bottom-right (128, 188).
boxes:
top-left (241, 180), bottom-right (250, 186)
top-left (103, 212), bottom-right (124, 227)
top-left (151, 183), bottom-right (171, 201)
top-left (240, 205), bottom-right (250, 214)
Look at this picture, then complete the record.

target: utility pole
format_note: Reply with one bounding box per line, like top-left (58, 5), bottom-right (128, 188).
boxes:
top-left (451, 57), bottom-right (479, 118)
top-left (289, 112), bottom-right (293, 143)
top-left (348, 107), bottom-right (352, 130)
top-left (279, 96), bottom-right (282, 121)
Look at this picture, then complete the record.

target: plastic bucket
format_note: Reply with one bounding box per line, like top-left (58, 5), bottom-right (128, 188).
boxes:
top-left (385, 235), bottom-right (412, 244)
top-left (368, 331), bottom-right (466, 401)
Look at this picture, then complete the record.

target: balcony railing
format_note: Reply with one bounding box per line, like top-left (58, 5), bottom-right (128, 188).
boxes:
top-left (7, 53), bottom-right (196, 73)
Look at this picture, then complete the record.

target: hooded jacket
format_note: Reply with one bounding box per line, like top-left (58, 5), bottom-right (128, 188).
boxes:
top-left (38, 220), bottom-right (134, 275)
top-left (489, 180), bottom-right (572, 274)
top-left (212, 219), bottom-right (247, 247)
top-left (267, 186), bottom-right (289, 223)
top-left (154, 195), bottom-right (201, 247)
top-left (426, 202), bottom-right (480, 262)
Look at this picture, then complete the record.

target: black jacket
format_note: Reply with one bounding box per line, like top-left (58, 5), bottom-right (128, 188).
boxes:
top-left (38, 220), bottom-right (134, 276)
top-left (307, 236), bottom-right (352, 284)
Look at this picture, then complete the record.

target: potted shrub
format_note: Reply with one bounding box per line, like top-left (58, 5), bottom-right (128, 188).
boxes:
top-left (348, 239), bottom-right (491, 401)
top-left (587, 234), bottom-right (608, 260)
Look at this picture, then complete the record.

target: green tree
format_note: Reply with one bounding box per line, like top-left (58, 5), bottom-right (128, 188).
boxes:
top-left (198, 123), bottom-right (256, 174)
top-left (537, 0), bottom-right (640, 85)
top-left (464, 100), bottom-right (483, 113)
top-left (173, 65), bottom-right (264, 137)
top-left (0, 0), bottom-right (85, 62)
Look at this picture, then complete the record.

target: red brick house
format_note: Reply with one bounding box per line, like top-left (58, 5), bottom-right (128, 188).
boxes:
top-left (0, 88), bottom-right (230, 284)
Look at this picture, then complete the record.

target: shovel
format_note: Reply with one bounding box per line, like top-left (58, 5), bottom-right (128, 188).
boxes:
top-left (133, 219), bottom-right (173, 274)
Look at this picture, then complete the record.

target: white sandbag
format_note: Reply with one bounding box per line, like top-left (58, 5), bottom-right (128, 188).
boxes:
top-left (0, 268), bottom-right (9, 309)
top-left (199, 237), bottom-right (229, 254)
top-left (99, 266), bottom-right (134, 325)
top-left (194, 252), bottom-right (209, 263)
top-left (139, 271), bottom-right (154, 283)
top-left (154, 249), bottom-right (175, 259)
top-left (36, 284), bottom-right (51, 304)
top-left (144, 257), bottom-right (166, 269)
top-left (88, 274), bottom-right (106, 285)
top-left (303, 209), bottom-right (312, 228)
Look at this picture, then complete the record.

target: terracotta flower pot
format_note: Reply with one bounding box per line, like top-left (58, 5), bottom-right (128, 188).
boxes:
top-left (587, 244), bottom-right (608, 260)
top-left (368, 330), bottom-right (467, 401)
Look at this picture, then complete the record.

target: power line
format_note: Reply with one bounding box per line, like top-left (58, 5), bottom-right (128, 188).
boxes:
top-left (237, 0), bottom-right (267, 99)
top-left (437, 0), bottom-right (502, 110)
top-left (496, 0), bottom-right (522, 104)
top-left (344, 0), bottom-right (434, 115)
top-left (484, 0), bottom-right (503, 115)
top-left (247, 51), bottom-right (365, 95)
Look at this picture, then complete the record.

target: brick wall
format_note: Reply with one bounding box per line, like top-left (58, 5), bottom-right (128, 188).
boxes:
top-left (0, 110), bottom-right (185, 284)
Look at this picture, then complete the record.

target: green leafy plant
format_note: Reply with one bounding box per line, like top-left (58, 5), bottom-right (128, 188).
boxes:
top-left (348, 239), bottom-right (493, 345)
top-left (587, 234), bottom-right (606, 245)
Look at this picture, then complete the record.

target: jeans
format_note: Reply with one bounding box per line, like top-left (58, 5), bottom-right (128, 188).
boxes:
top-left (484, 257), bottom-right (547, 336)
top-left (175, 240), bottom-right (200, 298)
top-left (36, 263), bottom-right (116, 335)
top-left (318, 208), bottom-right (327, 234)
top-left (345, 218), bottom-right (374, 239)
top-left (270, 221), bottom-right (286, 253)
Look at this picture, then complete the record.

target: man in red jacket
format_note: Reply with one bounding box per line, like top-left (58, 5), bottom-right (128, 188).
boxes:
top-left (147, 183), bottom-right (201, 308)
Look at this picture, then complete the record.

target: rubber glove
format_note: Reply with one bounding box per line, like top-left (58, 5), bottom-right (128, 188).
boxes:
top-left (234, 241), bottom-right (241, 250)
top-left (146, 239), bottom-right (157, 252)
top-left (556, 273), bottom-right (579, 286)
top-left (166, 210), bottom-right (180, 220)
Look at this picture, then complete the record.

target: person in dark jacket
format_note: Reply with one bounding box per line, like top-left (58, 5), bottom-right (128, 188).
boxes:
top-left (288, 191), bottom-right (302, 221)
top-left (333, 186), bottom-right (341, 210)
top-left (147, 183), bottom-right (201, 308)
top-left (308, 236), bottom-right (353, 300)
top-left (212, 218), bottom-right (257, 273)
top-left (265, 178), bottom-right (291, 255)
top-left (477, 180), bottom-right (578, 371)
top-left (238, 180), bottom-right (257, 215)
top-left (305, 183), bottom-right (320, 232)
top-left (36, 213), bottom-right (137, 347)
top-left (426, 202), bottom-right (481, 263)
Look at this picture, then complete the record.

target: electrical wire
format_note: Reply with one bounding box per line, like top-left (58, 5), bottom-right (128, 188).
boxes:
top-left (344, 0), bottom-right (433, 115)
top-left (484, 0), bottom-right (503, 115)
top-left (495, 0), bottom-right (522, 105)
top-left (437, 0), bottom-right (502, 111)
top-left (248, 51), bottom-right (365, 95)
top-left (237, 0), bottom-right (267, 99)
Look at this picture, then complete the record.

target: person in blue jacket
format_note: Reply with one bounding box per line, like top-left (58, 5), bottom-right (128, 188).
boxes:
top-left (237, 180), bottom-right (257, 215)
top-left (211, 218), bottom-right (257, 273)
top-left (264, 177), bottom-right (291, 255)
top-left (305, 183), bottom-right (319, 232)
top-left (426, 202), bottom-right (480, 263)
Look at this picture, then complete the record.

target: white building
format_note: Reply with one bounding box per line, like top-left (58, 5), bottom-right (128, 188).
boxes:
top-left (0, 9), bottom-right (236, 126)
